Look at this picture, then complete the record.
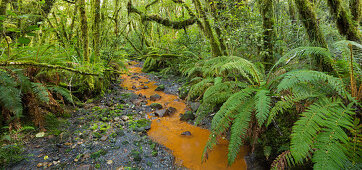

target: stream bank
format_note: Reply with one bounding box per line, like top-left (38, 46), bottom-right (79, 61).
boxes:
top-left (8, 61), bottom-right (250, 170)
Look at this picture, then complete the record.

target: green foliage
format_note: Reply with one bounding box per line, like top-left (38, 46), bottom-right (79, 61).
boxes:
top-left (290, 98), bottom-right (354, 169)
top-left (31, 83), bottom-right (50, 104)
top-left (0, 144), bottom-right (24, 167)
top-left (47, 86), bottom-right (75, 104)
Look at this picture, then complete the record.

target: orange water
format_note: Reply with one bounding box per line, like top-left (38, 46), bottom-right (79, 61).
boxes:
top-left (121, 62), bottom-right (247, 170)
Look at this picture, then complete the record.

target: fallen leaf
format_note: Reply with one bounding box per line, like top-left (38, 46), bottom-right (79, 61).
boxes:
top-left (44, 155), bottom-right (48, 160)
top-left (35, 132), bottom-right (45, 138)
top-left (107, 160), bottom-right (113, 165)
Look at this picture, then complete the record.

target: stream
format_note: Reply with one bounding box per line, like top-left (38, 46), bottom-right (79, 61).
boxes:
top-left (121, 61), bottom-right (248, 170)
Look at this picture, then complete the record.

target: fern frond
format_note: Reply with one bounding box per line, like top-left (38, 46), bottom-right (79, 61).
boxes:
top-left (48, 86), bottom-right (75, 104)
top-left (277, 70), bottom-right (346, 97)
top-left (187, 77), bottom-right (214, 101)
top-left (228, 99), bottom-right (254, 165)
top-left (203, 88), bottom-right (255, 159)
top-left (270, 47), bottom-right (335, 72)
top-left (31, 83), bottom-right (50, 104)
top-left (195, 81), bottom-right (245, 124)
top-left (255, 89), bottom-right (271, 127)
top-left (266, 91), bottom-right (318, 126)
top-left (271, 150), bottom-right (294, 170)
top-left (290, 98), bottom-right (354, 167)
top-left (201, 56), bottom-right (262, 85)
top-left (312, 102), bottom-right (354, 169)
top-left (0, 86), bottom-right (23, 118)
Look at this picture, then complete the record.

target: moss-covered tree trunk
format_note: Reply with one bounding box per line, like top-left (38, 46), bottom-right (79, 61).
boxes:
top-left (192, 0), bottom-right (222, 57)
top-left (326, 0), bottom-right (361, 42)
top-left (79, 0), bottom-right (89, 62)
top-left (288, 0), bottom-right (296, 23)
top-left (69, 0), bottom-right (78, 40)
top-left (114, 0), bottom-right (120, 36)
top-left (294, 0), bottom-right (328, 48)
top-left (93, 0), bottom-right (101, 62)
top-left (0, 0), bottom-right (10, 37)
top-left (206, 0), bottom-right (228, 56)
top-left (350, 0), bottom-right (361, 25)
top-left (261, 0), bottom-right (275, 71)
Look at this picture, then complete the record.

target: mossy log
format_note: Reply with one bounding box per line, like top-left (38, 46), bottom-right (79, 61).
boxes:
top-left (0, 61), bottom-right (126, 76)
top-left (127, 1), bottom-right (197, 30)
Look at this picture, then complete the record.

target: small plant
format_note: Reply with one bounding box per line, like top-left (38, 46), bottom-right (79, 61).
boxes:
top-left (0, 144), bottom-right (24, 167)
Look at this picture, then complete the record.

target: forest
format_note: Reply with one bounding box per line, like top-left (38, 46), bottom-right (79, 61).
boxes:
top-left (0, 0), bottom-right (361, 169)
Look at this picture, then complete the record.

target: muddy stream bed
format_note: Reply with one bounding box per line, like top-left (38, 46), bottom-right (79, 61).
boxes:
top-left (9, 61), bottom-right (248, 170)
top-left (122, 61), bottom-right (247, 170)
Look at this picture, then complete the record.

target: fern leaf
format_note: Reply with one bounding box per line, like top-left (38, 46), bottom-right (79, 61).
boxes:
top-left (278, 70), bottom-right (346, 97)
top-left (48, 86), bottom-right (75, 104)
top-left (187, 77), bottom-right (213, 101)
top-left (227, 99), bottom-right (254, 165)
top-left (31, 83), bottom-right (50, 104)
top-left (270, 47), bottom-right (335, 72)
top-left (203, 88), bottom-right (255, 160)
top-left (255, 89), bottom-right (271, 127)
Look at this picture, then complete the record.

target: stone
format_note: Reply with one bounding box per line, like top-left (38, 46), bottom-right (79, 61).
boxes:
top-left (150, 94), bottom-right (161, 101)
top-left (100, 135), bottom-right (108, 141)
top-left (165, 107), bottom-right (177, 115)
top-left (107, 160), bottom-right (113, 165)
top-left (155, 85), bottom-right (165, 91)
top-left (181, 131), bottom-right (192, 136)
top-left (121, 115), bottom-right (129, 121)
top-left (180, 111), bottom-right (195, 121)
top-left (77, 165), bottom-right (93, 170)
top-left (190, 102), bottom-right (201, 112)
top-left (155, 109), bottom-right (167, 117)
top-left (150, 103), bottom-right (163, 109)
top-left (114, 117), bottom-right (120, 121)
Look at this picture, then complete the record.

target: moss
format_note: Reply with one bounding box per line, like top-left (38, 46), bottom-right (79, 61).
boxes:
top-left (91, 149), bottom-right (107, 159)
top-left (0, 144), bottom-right (24, 166)
top-left (142, 57), bottom-right (161, 73)
top-left (294, 0), bottom-right (328, 48)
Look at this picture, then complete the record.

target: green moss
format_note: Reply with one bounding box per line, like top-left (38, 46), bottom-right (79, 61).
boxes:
top-left (91, 149), bottom-right (107, 159)
top-left (0, 144), bottom-right (24, 166)
top-left (142, 57), bottom-right (161, 72)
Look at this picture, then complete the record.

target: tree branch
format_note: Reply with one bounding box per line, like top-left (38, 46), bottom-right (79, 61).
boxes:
top-left (127, 1), bottom-right (197, 29)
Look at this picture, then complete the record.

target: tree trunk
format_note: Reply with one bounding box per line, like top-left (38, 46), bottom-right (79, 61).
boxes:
top-left (288, 0), bottom-right (296, 23)
top-left (206, 0), bottom-right (228, 56)
top-left (192, 0), bottom-right (222, 57)
top-left (294, 0), bottom-right (328, 48)
top-left (261, 0), bottom-right (275, 71)
top-left (93, 0), bottom-right (101, 62)
top-left (79, 0), bottom-right (89, 62)
top-left (350, 0), bottom-right (361, 25)
top-left (326, 0), bottom-right (361, 42)
top-left (114, 0), bottom-right (120, 36)
top-left (0, 0), bottom-right (9, 37)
